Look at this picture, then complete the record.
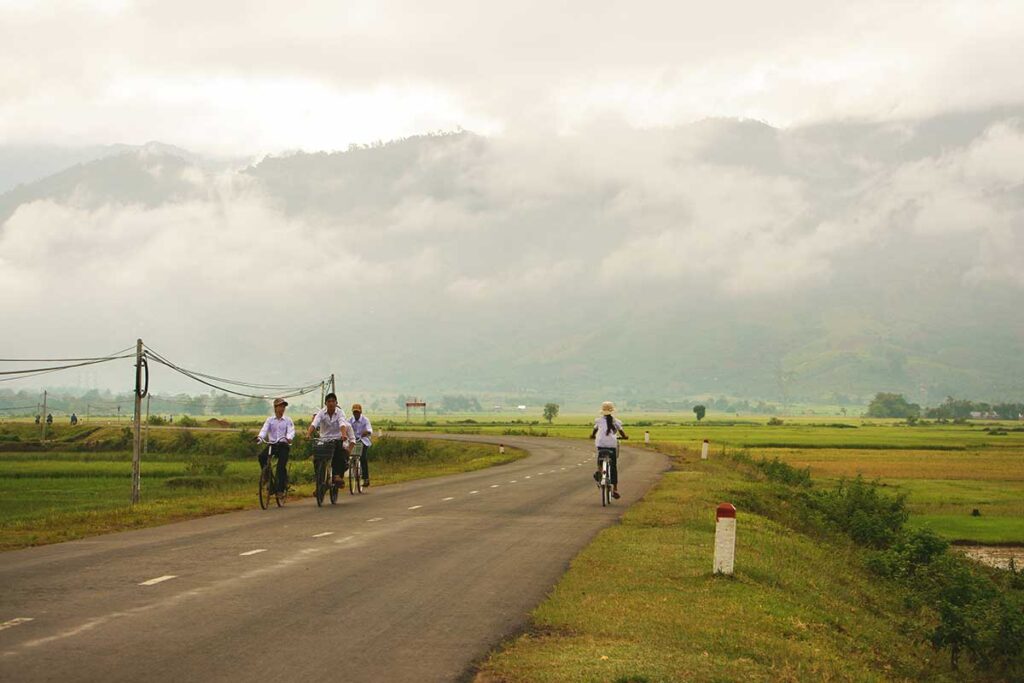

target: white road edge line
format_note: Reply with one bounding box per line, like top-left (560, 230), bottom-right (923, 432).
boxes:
top-left (312, 532), bottom-right (334, 538)
top-left (0, 618), bottom-right (33, 632)
top-left (408, 505), bottom-right (423, 510)
top-left (239, 549), bottom-right (267, 556)
top-left (138, 575), bottom-right (177, 586)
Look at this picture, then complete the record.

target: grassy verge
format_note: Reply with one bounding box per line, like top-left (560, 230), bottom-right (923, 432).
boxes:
top-left (476, 445), bottom-right (973, 682)
top-left (0, 439), bottom-right (524, 551)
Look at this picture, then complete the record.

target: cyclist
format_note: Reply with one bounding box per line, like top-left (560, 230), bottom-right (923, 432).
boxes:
top-left (307, 392), bottom-right (354, 486)
top-left (256, 398), bottom-right (295, 495)
top-left (590, 401), bottom-right (627, 499)
top-left (349, 403), bottom-right (373, 487)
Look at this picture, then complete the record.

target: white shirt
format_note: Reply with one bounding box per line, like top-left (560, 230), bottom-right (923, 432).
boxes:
top-left (349, 414), bottom-right (372, 447)
top-left (258, 415), bottom-right (295, 444)
top-left (312, 407), bottom-right (352, 446)
top-left (594, 416), bottom-right (623, 449)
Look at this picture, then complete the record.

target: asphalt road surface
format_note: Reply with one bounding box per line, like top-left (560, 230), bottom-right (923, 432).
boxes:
top-left (0, 435), bottom-right (668, 682)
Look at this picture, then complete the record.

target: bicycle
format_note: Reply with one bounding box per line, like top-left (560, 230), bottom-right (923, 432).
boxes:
top-left (348, 442), bottom-right (364, 495)
top-left (257, 438), bottom-right (285, 510)
top-left (311, 438), bottom-right (340, 506)
top-left (596, 447), bottom-right (614, 507)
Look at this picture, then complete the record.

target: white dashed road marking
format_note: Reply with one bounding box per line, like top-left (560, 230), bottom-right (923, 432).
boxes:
top-left (0, 618), bottom-right (33, 631)
top-left (312, 532), bottom-right (334, 538)
top-left (469, 490), bottom-right (480, 495)
top-left (368, 517), bottom-right (384, 522)
top-left (239, 549), bottom-right (267, 556)
top-left (442, 497), bottom-right (455, 501)
top-left (490, 484), bottom-right (500, 488)
top-left (509, 480), bottom-right (517, 483)
top-left (408, 505), bottom-right (423, 510)
top-left (138, 575), bottom-right (177, 586)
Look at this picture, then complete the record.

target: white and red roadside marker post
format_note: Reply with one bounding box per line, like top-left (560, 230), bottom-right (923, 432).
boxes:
top-left (714, 503), bottom-right (737, 575)
top-left (701, 438), bottom-right (710, 460)
top-left (644, 430), bottom-right (650, 444)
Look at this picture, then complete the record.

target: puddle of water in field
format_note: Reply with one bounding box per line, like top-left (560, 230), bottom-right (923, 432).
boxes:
top-left (956, 545), bottom-right (1024, 570)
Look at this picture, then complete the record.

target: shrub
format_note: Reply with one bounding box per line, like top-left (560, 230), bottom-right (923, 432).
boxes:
top-left (184, 453), bottom-right (227, 476)
top-left (767, 416), bottom-right (785, 426)
top-left (867, 528), bottom-right (949, 579)
top-left (812, 476), bottom-right (908, 549)
top-left (373, 436), bottom-right (429, 460)
top-left (147, 415), bottom-right (167, 426)
top-left (165, 476), bottom-right (221, 489)
top-left (172, 429), bottom-right (198, 452)
top-left (177, 415), bottom-right (198, 427)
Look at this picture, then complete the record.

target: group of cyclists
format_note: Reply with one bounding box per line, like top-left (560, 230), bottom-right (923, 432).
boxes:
top-left (255, 394), bottom-right (628, 501)
top-left (256, 392), bottom-right (372, 497)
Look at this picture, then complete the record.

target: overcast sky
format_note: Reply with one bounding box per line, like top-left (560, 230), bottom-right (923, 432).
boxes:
top-left (2, 1), bottom-right (1023, 401)
top-left (2, 0), bottom-right (1023, 155)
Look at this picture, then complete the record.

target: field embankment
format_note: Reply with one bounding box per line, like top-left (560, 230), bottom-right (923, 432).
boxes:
top-left (476, 443), bottom-right (1024, 682)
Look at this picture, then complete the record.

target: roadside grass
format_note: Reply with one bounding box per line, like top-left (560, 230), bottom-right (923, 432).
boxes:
top-left (476, 448), bottom-right (959, 683)
top-left (0, 441), bottom-right (523, 550)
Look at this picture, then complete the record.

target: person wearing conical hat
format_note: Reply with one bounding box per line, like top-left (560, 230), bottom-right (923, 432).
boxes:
top-left (589, 401), bottom-right (628, 499)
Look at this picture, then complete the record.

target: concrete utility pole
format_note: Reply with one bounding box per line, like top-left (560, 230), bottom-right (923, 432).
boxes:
top-left (40, 391), bottom-right (47, 442)
top-left (131, 339), bottom-right (144, 505)
top-left (330, 373), bottom-right (336, 396)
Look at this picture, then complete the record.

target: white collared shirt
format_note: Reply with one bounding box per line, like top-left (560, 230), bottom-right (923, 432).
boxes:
top-left (312, 406), bottom-right (349, 442)
top-left (349, 414), bottom-right (372, 446)
top-left (258, 415), bottom-right (295, 444)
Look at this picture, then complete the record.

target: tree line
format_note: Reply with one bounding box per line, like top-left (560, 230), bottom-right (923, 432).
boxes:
top-left (866, 393), bottom-right (1024, 420)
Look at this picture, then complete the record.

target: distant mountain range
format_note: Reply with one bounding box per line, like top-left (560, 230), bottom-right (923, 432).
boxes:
top-left (2, 109), bottom-right (1022, 405)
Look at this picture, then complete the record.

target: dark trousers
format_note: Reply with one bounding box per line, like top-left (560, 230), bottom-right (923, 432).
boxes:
top-left (259, 443), bottom-right (290, 493)
top-left (331, 441), bottom-right (349, 478)
top-left (360, 444), bottom-right (371, 482)
top-left (597, 447), bottom-right (618, 486)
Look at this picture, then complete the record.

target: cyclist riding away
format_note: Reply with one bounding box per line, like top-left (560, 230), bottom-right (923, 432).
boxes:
top-left (349, 403), bottom-right (373, 488)
top-left (590, 401), bottom-right (627, 499)
top-left (257, 398), bottom-right (295, 495)
top-left (307, 392), bottom-right (354, 486)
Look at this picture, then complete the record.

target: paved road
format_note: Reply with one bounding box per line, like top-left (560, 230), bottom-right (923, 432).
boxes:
top-left (0, 435), bottom-right (668, 682)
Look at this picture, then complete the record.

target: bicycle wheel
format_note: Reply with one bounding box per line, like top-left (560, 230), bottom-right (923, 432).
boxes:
top-left (314, 459), bottom-right (326, 507)
top-left (330, 478), bottom-right (339, 504)
top-left (259, 465), bottom-right (272, 510)
top-left (349, 460), bottom-right (355, 495)
top-left (355, 459), bottom-right (363, 494)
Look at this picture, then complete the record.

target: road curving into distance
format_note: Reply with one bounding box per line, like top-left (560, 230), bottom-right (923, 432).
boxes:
top-left (0, 435), bottom-right (669, 683)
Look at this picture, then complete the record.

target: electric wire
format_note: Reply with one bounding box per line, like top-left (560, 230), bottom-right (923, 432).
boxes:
top-left (142, 349), bottom-right (326, 401)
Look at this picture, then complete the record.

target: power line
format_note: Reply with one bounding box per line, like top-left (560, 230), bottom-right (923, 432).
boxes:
top-left (143, 349), bottom-right (326, 400)
top-left (143, 346), bottom-right (324, 391)
top-left (0, 349), bottom-right (136, 380)
top-left (0, 346), bottom-right (136, 362)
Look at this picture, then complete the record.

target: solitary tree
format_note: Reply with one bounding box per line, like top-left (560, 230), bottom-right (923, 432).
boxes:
top-left (543, 403), bottom-right (560, 424)
top-left (693, 404), bottom-right (706, 421)
top-left (866, 392), bottom-right (921, 419)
